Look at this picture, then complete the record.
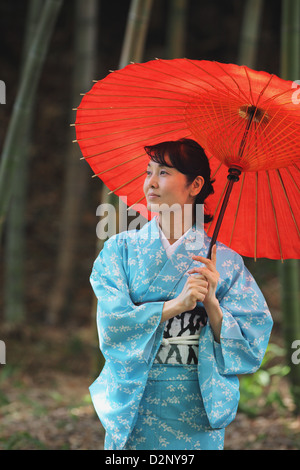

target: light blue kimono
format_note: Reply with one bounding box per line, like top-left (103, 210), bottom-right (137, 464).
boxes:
top-left (89, 217), bottom-right (273, 450)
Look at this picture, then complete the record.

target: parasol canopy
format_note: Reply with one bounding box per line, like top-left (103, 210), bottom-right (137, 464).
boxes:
top-left (75, 59), bottom-right (300, 260)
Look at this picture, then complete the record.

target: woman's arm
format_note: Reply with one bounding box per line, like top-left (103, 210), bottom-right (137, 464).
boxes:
top-left (91, 237), bottom-right (165, 364)
top-left (190, 244), bottom-right (273, 375)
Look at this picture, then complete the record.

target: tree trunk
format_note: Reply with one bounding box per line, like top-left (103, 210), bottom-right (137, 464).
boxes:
top-left (46, 0), bottom-right (98, 325)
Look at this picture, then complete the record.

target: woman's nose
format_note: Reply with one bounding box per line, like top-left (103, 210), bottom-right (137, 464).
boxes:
top-left (148, 174), bottom-right (158, 188)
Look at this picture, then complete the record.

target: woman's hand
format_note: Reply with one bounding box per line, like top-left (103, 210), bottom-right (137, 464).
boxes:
top-left (176, 274), bottom-right (209, 312)
top-left (188, 244), bottom-right (220, 309)
top-left (161, 273), bottom-right (208, 323)
top-left (161, 245), bottom-right (223, 343)
top-left (188, 245), bottom-right (223, 343)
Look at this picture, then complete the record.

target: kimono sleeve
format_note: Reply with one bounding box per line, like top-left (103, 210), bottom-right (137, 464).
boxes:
top-left (213, 251), bottom-right (273, 375)
top-left (90, 235), bottom-right (165, 366)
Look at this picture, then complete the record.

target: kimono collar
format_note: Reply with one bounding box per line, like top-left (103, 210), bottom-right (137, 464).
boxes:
top-left (138, 215), bottom-right (208, 259)
top-left (156, 217), bottom-right (189, 256)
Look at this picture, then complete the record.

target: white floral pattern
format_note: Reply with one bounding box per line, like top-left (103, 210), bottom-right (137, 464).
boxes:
top-left (89, 218), bottom-right (273, 450)
top-left (124, 364), bottom-right (225, 450)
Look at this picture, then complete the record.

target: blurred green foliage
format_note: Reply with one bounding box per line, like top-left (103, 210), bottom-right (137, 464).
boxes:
top-left (239, 343), bottom-right (291, 417)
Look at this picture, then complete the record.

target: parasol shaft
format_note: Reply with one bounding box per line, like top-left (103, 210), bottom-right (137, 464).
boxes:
top-left (238, 105), bottom-right (259, 159)
top-left (207, 108), bottom-right (257, 259)
top-left (207, 167), bottom-right (241, 259)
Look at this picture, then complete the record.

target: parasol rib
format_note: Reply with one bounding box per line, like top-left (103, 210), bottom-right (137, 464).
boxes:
top-left (107, 170), bottom-right (147, 194)
top-left (80, 128), bottom-right (192, 160)
top-left (124, 60), bottom-right (245, 102)
top-left (126, 195), bottom-right (146, 211)
top-left (229, 172), bottom-right (245, 249)
top-left (74, 118), bottom-right (187, 143)
top-left (245, 115), bottom-right (299, 167)
top-left (243, 67), bottom-right (255, 105)
top-left (74, 104), bottom-right (187, 111)
top-left (92, 153), bottom-right (145, 177)
top-left (286, 165), bottom-right (300, 192)
top-left (276, 169), bottom-right (300, 237)
top-left (74, 112), bottom-right (186, 126)
top-left (253, 73), bottom-right (275, 108)
top-left (266, 171), bottom-right (283, 260)
top-left (262, 86), bottom-right (298, 106)
top-left (81, 93), bottom-right (190, 103)
top-left (237, 105), bottom-right (257, 159)
top-left (240, 103), bottom-right (282, 160)
top-left (185, 59), bottom-right (250, 103)
top-left (255, 172), bottom-right (258, 261)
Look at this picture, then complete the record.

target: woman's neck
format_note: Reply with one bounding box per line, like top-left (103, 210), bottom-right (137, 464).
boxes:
top-left (158, 210), bottom-right (194, 244)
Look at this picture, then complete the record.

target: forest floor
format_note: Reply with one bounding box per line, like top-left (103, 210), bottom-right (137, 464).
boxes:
top-left (0, 325), bottom-right (300, 451)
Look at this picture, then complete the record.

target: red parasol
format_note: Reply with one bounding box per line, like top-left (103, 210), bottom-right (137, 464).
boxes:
top-left (74, 59), bottom-right (300, 260)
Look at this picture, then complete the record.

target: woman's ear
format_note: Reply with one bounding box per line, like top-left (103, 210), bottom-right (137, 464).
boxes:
top-left (190, 175), bottom-right (204, 197)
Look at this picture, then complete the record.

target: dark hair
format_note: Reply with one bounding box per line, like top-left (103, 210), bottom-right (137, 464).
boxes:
top-left (144, 138), bottom-right (214, 223)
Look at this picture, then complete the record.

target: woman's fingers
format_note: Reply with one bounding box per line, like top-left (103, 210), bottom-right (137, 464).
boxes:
top-left (187, 274), bottom-right (207, 285)
top-left (211, 244), bottom-right (217, 264)
top-left (189, 245), bottom-right (219, 284)
top-left (191, 244), bottom-right (217, 267)
top-left (188, 267), bottom-right (213, 283)
top-left (187, 275), bottom-right (208, 300)
top-left (189, 272), bottom-right (205, 279)
top-left (188, 267), bottom-right (203, 275)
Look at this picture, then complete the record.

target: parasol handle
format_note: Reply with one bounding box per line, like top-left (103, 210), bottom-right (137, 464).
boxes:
top-left (207, 167), bottom-right (241, 259)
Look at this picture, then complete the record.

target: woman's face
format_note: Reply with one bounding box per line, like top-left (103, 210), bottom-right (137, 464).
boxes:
top-left (143, 156), bottom-right (203, 213)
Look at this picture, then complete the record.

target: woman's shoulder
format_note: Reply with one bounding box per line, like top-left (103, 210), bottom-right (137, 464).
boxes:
top-left (104, 220), bottom-right (153, 250)
top-left (213, 238), bottom-right (245, 268)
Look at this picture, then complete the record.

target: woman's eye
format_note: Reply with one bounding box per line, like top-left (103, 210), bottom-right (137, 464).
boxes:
top-left (160, 170), bottom-right (168, 175)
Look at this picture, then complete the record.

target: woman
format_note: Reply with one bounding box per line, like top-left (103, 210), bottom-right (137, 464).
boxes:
top-left (89, 138), bottom-right (273, 450)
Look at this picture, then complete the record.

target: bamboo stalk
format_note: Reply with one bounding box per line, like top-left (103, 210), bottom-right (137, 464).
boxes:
top-left (89, 0), bottom-right (154, 374)
top-left (166, 0), bottom-right (188, 59)
top-left (99, 0), bottom-right (154, 222)
top-left (119, 0), bottom-right (153, 69)
top-left (92, 0), bottom-right (154, 244)
top-left (0, 0), bottom-right (63, 239)
top-left (238, 0), bottom-right (264, 68)
top-left (3, 0), bottom-right (44, 325)
top-left (279, 0), bottom-right (300, 411)
top-left (46, 0), bottom-right (98, 325)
